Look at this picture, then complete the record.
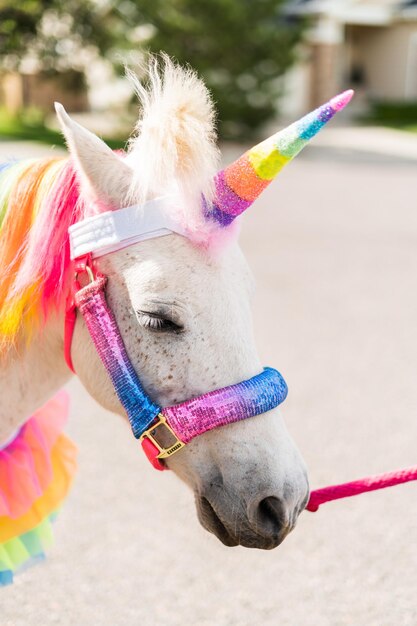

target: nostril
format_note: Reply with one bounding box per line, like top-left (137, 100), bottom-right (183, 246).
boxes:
top-left (253, 496), bottom-right (288, 539)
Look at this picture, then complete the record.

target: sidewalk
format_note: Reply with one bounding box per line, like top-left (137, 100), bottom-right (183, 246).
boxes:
top-left (2, 123), bottom-right (417, 163)
top-left (312, 125), bottom-right (417, 162)
top-left (0, 141), bottom-right (65, 159)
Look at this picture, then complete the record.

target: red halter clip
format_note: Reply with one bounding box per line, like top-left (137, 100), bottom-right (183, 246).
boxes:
top-left (64, 254), bottom-right (96, 374)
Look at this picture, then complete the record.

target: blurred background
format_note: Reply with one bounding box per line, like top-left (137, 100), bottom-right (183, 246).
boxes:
top-left (2, 2), bottom-right (417, 625)
top-left (1, 0), bottom-right (417, 143)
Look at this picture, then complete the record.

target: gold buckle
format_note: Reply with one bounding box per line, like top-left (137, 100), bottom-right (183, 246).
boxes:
top-left (140, 414), bottom-right (185, 459)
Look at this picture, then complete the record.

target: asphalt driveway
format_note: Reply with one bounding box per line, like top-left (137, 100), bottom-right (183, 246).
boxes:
top-left (2, 132), bottom-right (417, 626)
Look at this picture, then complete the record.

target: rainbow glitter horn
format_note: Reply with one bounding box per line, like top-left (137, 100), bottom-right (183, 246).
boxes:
top-left (205, 90), bottom-right (354, 226)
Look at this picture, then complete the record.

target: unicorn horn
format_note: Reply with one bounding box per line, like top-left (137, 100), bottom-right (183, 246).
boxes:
top-left (206, 90), bottom-right (354, 226)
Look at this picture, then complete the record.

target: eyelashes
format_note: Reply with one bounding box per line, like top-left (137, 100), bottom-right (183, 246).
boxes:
top-left (135, 311), bottom-right (184, 334)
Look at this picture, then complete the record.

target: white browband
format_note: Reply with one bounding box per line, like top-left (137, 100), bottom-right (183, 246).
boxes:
top-left (69, 196), bottom-right (186, 260)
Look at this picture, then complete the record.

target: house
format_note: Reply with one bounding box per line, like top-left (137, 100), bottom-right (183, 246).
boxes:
top-left (283, 0), bottom-right (417, 114)
top-left (0, 70), bottom-right (89, 114)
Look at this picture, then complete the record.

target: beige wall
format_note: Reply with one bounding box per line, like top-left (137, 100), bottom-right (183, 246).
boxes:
top-left (0, 72), bottom-right (88, 113)
top-left (348, 22), bottom-right (417, 100)
top-left (309, 42), bottom-right (343, 107)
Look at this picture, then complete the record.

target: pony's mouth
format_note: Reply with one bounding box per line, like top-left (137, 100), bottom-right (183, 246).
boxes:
top-left (196, 494), bottom-right (293, 550)
top-left (197, 496), bottom-right (239, 547)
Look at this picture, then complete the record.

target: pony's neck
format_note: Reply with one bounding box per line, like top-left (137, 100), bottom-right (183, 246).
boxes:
top-left (0, 313), bottom-right (71, 442)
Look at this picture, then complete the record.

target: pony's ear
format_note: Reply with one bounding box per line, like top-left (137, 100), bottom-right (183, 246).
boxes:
top-left (54, 102), bottom-right (133, 208)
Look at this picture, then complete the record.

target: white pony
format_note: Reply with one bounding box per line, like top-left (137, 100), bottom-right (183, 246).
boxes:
top-left (0, 57), bottom-right (352, 568)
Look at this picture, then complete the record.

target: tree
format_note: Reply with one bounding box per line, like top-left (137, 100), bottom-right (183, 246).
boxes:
top-left (124, 0), bottom-right (305, 138)
top-left (0, 1), bottom-right (119, 73)
top-left (0, 0), bottom-right (305, 139)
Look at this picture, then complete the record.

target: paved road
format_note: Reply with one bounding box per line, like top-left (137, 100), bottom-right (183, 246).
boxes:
top-left (2, 136), bottom-right (417, 625)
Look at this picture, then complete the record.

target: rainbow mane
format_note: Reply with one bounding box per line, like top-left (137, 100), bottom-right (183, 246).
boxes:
top-left (0, 157), bottom-right (87, 353)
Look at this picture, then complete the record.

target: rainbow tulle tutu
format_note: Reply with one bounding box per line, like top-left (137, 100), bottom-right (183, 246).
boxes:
top-left (0, 391), bottom-right (77, 585)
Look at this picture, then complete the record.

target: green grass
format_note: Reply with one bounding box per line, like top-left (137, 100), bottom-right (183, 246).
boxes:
top-left (0, 107), bottom-right (126, 149)
top-left (398, 124), bottom-right (417, 133)
top-left (361, 101), bottom-right (417, 134)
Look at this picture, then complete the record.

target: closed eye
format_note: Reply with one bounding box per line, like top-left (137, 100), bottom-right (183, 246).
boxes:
top-left (136, 311), bottom-right (184, 334)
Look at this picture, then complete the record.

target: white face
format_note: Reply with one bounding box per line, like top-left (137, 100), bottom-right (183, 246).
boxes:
top-left (55, 79), bottom-right (309, 549)
top-left (72, 234), bottom-right (309, 549)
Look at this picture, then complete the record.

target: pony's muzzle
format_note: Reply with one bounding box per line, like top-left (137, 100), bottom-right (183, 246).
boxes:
top-left (196, 489), bottom-right (302, 550)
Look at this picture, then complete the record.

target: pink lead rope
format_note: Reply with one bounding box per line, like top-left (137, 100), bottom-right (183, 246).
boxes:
top-left (306, 465), bottom-right (417, 512)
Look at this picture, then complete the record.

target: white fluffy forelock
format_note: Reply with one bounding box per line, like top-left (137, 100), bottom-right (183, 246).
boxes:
top-left (125, 54), bottom-right (220, 234)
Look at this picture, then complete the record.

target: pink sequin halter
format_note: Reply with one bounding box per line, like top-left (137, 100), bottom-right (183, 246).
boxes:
top-left (65, 254), bottom-right (288, 470)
